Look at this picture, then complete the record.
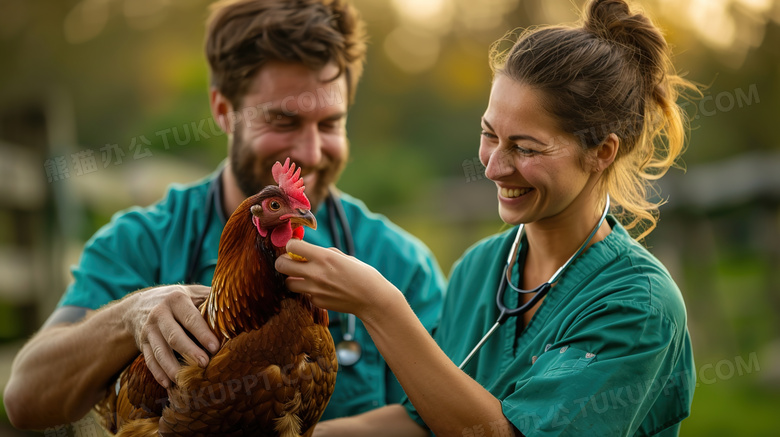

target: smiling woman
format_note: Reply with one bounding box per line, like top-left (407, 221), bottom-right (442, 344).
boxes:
top-left (478, 78), bottom-right (600, 228)
top-left (487, 0), bottom-right (699, 240)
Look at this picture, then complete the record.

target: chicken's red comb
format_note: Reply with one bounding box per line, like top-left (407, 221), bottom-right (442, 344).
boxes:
top-left (272, 158), bottom-right (311, 209)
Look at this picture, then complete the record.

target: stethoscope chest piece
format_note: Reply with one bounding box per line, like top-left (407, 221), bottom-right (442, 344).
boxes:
top-left (336, 332), bottom-right (362, 367)
top-left (336, 308), bottom-right (362, 366)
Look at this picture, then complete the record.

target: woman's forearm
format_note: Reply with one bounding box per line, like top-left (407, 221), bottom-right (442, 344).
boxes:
top-left (314, 404), bottom-right (428, 437)
top-left (3, 299), bottom-right (137, 429)
top-left (360, 293), bottom-right (512, 436)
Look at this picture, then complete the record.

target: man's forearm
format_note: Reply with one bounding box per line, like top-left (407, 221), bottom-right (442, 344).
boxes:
top-left (3, 299), bottom-right (138, 429)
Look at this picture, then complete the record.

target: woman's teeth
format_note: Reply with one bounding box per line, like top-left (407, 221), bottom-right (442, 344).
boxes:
top-left (501, 187), bottom-right (531, 198)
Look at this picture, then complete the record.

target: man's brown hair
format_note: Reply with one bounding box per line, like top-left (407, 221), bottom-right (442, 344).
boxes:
top-left (205, 0), bottom-right (367, 107)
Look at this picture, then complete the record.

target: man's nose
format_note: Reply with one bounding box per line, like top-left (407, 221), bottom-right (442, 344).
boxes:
top-left (291, 123), bottom-right (323, 168)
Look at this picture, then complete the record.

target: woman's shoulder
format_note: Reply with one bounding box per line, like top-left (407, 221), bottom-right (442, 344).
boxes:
top-left (584, 218), bottom-right (687, 324)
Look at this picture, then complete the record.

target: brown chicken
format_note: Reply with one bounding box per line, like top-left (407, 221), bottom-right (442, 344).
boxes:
top-left (96, 159), bottom-right (336, 437)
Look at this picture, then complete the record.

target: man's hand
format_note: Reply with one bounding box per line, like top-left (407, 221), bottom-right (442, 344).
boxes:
top-left (122, 284), bottom-right (219, 387)
top-left (4, 285), bottom-right (219, 428)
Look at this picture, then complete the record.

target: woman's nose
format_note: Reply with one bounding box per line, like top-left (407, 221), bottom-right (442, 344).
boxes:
top-left (481, 145), bottom-right (513, 180)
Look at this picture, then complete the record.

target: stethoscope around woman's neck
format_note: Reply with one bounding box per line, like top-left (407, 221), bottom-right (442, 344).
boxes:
top-left (458, 195), bottom-right (611, 370)
top-left (186, 169), bottom-right (363, 367)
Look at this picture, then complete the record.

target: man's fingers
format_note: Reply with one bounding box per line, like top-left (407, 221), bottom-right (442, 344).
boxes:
top-left (142, 341), bottom-right (171, 388)
top-left (157, 313), bottom-right (211, 367)
top-left (170, 297), bottom-right (219, 355)
top-left (146, 328), bottom-right (184, 383)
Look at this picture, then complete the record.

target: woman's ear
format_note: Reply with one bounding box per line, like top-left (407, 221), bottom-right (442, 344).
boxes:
top-left (593, 133), bottom-right (619, 172)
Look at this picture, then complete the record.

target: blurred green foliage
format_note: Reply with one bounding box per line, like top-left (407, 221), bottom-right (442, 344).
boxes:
top-left (682, 379), bottom-right (780, 435)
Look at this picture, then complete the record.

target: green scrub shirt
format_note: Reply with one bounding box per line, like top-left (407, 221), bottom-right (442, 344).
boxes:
top-left (58, 170), bottom-right (445, 420)
top-left (403, 217), bottom-right (694, 436)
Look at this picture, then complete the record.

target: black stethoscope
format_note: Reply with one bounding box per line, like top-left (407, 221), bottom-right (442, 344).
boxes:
top-left (185, 169), bottom-right (363, 367)
top-left (458, 195), bottom-right (610, 370)
top-left (324, 191), bottom-right (363, 367)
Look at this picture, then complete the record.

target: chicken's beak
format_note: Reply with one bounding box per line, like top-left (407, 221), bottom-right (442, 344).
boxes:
top-left (288, 209), bottom-right (317, 230)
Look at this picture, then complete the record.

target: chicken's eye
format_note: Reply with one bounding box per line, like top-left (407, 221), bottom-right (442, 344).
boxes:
top-left (269, 200), bottom-right (281, 211)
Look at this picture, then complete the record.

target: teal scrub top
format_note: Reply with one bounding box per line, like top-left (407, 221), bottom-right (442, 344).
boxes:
top-left (403, 217), bottom-right (694, 436)
top-left (58, 170), bottom-right (446, 420)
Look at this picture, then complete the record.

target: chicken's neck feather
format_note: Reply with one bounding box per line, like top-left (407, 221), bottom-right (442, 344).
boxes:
top-left (201, 210), bottom-right (328, 342)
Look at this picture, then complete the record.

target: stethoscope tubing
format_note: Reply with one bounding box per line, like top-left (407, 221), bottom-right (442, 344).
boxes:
top-left (326, 188), bottom-right (363, 366)
top-left (185, 169), bottom-right (224, 284)
top-left (458, 195), bottom-right (610, 370)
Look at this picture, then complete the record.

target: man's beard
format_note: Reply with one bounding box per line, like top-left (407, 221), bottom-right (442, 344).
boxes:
top-left (229, 128), bottom-right (347, 212)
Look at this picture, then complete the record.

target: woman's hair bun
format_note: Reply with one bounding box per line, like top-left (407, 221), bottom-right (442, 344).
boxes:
top-left (583, 0), bottom-right (666, 74)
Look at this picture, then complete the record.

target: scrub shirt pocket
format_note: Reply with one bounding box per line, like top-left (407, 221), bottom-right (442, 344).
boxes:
top-left (532, 345), bottom-right (597, 377)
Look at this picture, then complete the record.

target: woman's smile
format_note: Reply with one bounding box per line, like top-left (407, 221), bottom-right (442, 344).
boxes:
top-left (499, 186), bottom-right (533, 199)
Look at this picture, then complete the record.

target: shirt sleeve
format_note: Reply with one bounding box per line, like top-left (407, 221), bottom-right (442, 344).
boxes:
top-left (58, 208), bottom-right (164, 310)
top-left (503, 298), bottom-right (687, 437)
